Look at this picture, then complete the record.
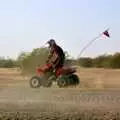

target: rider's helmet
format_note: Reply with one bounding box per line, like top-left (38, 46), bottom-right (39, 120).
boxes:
top-left (47, 39), bottom-right (56, 48)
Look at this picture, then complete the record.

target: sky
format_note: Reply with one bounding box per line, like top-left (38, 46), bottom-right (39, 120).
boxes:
top-left (0, 0), bottom-right (120, 59)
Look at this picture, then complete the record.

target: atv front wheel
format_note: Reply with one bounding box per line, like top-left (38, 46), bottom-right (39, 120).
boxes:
top-left (29, 76), bottom-right (41, 88)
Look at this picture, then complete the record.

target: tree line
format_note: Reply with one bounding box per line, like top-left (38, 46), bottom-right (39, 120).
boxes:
top-left (78, 52), bottom-right (120, 68)
top-left (0, 48), bottom-right (120, 73)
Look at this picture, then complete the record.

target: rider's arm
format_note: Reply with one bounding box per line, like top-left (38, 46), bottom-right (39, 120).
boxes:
top-left (46, 48), bottom-right (54, 63)
top-left (53, 57), bottom-right (60, 66)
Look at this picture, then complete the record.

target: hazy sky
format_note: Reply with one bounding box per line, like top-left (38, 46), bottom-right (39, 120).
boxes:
top-left (0, 0), bottom-right (119, 59)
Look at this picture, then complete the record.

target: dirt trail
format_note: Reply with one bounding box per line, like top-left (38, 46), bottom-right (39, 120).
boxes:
top-left (0, 85), bottom-right (120, 119)
top-left (0, 68), bottom-right (120, 119)
top-left (0, 84), bottom-right (120, 111)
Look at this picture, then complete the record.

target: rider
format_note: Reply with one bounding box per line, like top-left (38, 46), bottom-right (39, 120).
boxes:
top-left (46, 39), bottom-right (65, 71)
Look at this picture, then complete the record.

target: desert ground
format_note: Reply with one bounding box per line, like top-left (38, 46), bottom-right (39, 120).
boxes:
top-left (0, 67), bottom-right (120, 119)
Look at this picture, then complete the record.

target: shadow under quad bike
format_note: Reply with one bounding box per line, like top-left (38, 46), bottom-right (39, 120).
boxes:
top-left (29, 63), bottom-right (80, 88)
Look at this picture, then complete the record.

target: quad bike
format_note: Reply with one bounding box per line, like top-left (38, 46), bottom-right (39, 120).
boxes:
top-left (29, 63), bottom-right (80, 88)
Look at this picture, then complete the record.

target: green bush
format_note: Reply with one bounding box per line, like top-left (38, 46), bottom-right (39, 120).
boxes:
top-left (17, 47), bottom-right (49, 75)
top-left (79, 57), bottom-right (93, 67)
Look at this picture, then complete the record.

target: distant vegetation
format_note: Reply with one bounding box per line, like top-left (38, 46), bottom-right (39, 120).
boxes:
top-left (0, 47), bottom-right (120, 74)
top-left (0, 57), bottom-right (17, 68)
top-left (78, 52), bottom-right (120, 69)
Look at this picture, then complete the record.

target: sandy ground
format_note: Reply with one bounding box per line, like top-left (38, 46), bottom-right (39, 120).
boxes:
top-left (0, 68), bottom-right (120, 119)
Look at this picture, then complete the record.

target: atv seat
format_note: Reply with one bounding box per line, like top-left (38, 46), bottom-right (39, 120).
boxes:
top-left (56, 67), bottom-right (76, 76)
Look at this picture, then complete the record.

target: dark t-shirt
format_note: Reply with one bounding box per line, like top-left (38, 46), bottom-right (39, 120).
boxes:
top-left (54, 45), bottom-right (65, 61)
top-left (48, 45), bottom-right (65, 64)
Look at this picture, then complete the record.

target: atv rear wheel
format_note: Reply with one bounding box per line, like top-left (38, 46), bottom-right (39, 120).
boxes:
top-left (29, 76), bottom-right (41, 88)
top-left (69, 74), bottom-right (80, 85)
top-left (57, 76), bottom-right (68, 88)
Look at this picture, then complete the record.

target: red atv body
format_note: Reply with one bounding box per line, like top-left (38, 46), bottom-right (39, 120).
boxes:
top-left (36, 63), bottom-right (76, 77)
top-left (29, 63), bottom-right (80, 88)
